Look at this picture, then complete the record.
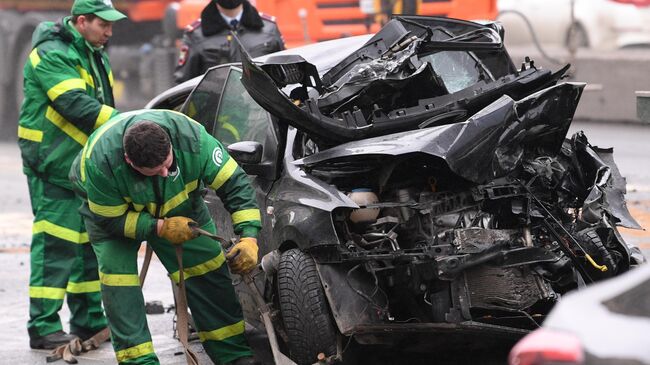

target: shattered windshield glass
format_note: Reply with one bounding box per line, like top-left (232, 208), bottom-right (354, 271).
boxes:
top-left (421, 51), bottom-right (483, 93)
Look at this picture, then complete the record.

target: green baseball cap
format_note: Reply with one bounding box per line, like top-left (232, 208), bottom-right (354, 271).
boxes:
top-left (71, 0), bottom-right (127, 22)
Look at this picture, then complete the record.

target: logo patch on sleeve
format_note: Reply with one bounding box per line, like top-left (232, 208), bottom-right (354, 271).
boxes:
top-left (212, 147), bottom-right (223, 167)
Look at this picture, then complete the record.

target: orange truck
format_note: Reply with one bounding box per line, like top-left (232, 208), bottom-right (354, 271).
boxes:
top-left (0, 0), bottom-right (496, 137)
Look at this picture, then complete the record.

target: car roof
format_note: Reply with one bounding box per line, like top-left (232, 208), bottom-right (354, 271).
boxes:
top-left (145, 34), bottom-right (374, 109)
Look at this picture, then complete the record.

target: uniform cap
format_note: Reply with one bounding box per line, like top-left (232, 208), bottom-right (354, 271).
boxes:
top-left (71, 0), bottom-right (127, 22)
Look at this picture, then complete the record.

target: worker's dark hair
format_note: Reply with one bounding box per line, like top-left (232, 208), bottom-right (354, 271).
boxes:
top-left (123, 121), bottom-right (171, 168)
top-left (71, 14), bottom-right (98, 24)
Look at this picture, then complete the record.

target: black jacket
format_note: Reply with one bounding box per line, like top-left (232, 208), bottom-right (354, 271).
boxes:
top-left (174, 1), bottom-right (284, 83)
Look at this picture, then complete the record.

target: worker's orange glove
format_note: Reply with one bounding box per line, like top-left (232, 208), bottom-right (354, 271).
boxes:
top-left (159, 216), bottom-right (198, 244)
top-left (225, 237), bottom-right (259, 274)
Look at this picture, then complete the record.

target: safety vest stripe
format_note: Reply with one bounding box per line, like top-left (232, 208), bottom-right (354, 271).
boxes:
top-left (94, 105), bottom-right (115, 129)
top-left (99, 272), bottom-right (140, 287)
top-left (124, 211), bottom-right (140, 239)
top-left (108, 71), bottom-right (114, 87)
top-left (198, 320), bottom-right (245, 342)
top-left (33, 220), bottom-right (89, 244)
top-left (29, 286), bottom-right (66, 300)
top-left (86, 117), bottom-right (124, 157)
top-left (18, 126), bottom-right (43, 142)
top-left (168, 110), bottom-right (202, 126)
top-left (170, 251), bottom-right (226, 283)
top-left (80, 143), bottom-right (89, 182)
top-left (124, 196), bottom-right (144, 211)
top-left (146, 202), bottom-right (157, 216)
top-left (160, 180), bottom-right (199, 216)
top-left (76, 65), bottom-right (95, 88)
top-left (115, 341), bottom-right (155, 362)
top-left (88, 200), bottom-right (128, 218)
top-left (46, 106), bottom-right (88, 146)
top-left (210, 157), bottom-right (237, 190)
top-left (47, 78), bottom-right (86, 101)
top-left (29, 48), bottom-right (41, 68)
top-left (232, 209), bottom-right (261, 225)
top-left (66, 280), bottom-right (101, 294)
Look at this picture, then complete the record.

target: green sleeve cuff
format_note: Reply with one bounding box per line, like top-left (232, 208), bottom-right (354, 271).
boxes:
top-left (136, 213), bottom-right (158, 241)
top-left (240, 226), bottom-right (260, 239)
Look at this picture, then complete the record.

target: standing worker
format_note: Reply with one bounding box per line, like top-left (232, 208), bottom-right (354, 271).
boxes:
top-left (17, 0), bottom-right (125, 349)
top-left (69, 109), bottom-right (262, 365)
top-left (174, 0), bottom-right (285, 83)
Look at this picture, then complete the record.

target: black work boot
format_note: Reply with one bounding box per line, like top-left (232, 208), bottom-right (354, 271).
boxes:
top-left (227, 356), bottom-right (259, 365)
top-left (29, 330), bottom-right (79, 349)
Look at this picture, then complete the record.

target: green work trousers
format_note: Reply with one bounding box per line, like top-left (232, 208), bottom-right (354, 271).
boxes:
top-left (91, 221), bottom-right (251, 365)
top-left (27, 175), bottom-right (106, 338)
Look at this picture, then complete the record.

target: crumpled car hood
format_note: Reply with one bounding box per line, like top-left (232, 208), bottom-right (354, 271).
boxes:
top-left (297, 82), bottom-right (584, 184)
top-left (239, 16), bottom-right (568, 146)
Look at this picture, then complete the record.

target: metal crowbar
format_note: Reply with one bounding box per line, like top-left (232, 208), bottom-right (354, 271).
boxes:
top-left (189, 225), bottom-right (297, 365)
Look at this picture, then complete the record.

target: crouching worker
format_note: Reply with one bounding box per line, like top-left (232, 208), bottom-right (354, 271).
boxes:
top-left (69, 109), bottom-right (261, 365)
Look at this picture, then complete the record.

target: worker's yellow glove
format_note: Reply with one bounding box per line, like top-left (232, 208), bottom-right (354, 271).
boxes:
top-left (159, 216), bottom-right (198, 244)
top-left (225, 237), bottom-right (259, 274)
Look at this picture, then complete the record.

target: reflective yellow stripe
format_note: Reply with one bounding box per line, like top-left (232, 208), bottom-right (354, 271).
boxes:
top-left (86, 117), bottom-right (124, 157)
top-left (46, 106), bottom-right (88, 146)
top-left (47, 78), bottom-right (86, 101)
top-left (160, 180), bottom-right (198, 216)
top-left (221, 122), bottom-right (241, 142)
top-left (198, 320), bottom-right (245, 342)
top-left (169, 110), bottom-right (201, 125)
top-left (76, 66), bottom-right (95, 88)
top-left (115, 341), bottom-right (154, 362)
top-left (210, 157), bottom-right (237, 190)
top-left (170, 252), bottom-right (226, 283)
top-left (232, 209), bottom-right (261, 225)
top-left (29, 48), bottom-right (41, 68)
top-left (80, 143), bottom-right (89, 182)
top-left (88, 200), bottom-right (128, 218)
top-left (18, 126), bottom-right (43, 142)
top-left (33, 220), bottom-right (89, 244)
top-left (99, 272), bottom-right (140, 287)
top-left (145, 203), bottom-right (157, 216)
top-left (29, 286), bottom-right (66, 300)
top-left (66, 280), bottom-right (101, 294)
top-left (124, 211), bottom-right (140, 239)
top-left (94, 105), bottom-right (114, 129)
top-left (108, 71), bottom-right (114, 87)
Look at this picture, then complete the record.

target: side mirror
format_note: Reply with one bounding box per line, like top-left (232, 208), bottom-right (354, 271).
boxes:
top-left (227, 141), bottom-right (276, 179)
top-left (227, 141), bottom-right (263, 165)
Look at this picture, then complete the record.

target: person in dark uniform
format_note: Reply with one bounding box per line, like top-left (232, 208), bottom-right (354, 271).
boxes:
top-left (174, 0), bottom-right (284, 83)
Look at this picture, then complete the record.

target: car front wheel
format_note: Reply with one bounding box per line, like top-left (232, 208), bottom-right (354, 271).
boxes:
top-left (277, 248), bottom-right (338, 365)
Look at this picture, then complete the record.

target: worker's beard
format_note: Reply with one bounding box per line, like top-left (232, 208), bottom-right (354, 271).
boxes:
top-left (216, 0), bottom-right (244, 9)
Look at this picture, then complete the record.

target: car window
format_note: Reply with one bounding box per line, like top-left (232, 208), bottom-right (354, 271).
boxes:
top-left (214, 68), bottom-right (271, 147)
top-left (180, 66), bottom-right (230, 134)
top-left (421, 51), bottom-right (487, 93)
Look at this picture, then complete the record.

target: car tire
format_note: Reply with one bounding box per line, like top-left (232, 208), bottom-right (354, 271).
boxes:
top-left (277, 248), bottom-right (337, 365)
top-left (576, 228), bottom-right (615, 280)
top-left (566, 23), bottom-right (589, 50)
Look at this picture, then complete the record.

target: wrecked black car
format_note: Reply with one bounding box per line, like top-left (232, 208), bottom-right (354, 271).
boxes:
top-left (147, 16), bottom-right (644, 365)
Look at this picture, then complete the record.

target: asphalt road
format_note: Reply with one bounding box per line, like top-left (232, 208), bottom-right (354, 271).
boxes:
top-left (0, 121), bottom-right (648, 364)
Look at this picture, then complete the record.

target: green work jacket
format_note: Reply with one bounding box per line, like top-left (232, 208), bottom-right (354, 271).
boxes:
top-left (70, 109), bottom-right (261, 243)
top-left (18, 16), bottom-right (119, 189)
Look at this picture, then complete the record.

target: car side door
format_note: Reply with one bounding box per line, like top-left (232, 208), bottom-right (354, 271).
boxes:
top-left (182, 65), bottom-right (279, 257)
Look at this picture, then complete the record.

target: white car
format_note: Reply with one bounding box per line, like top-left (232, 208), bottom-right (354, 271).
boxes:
top-left (497, 0), bottom-right (650, 50)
